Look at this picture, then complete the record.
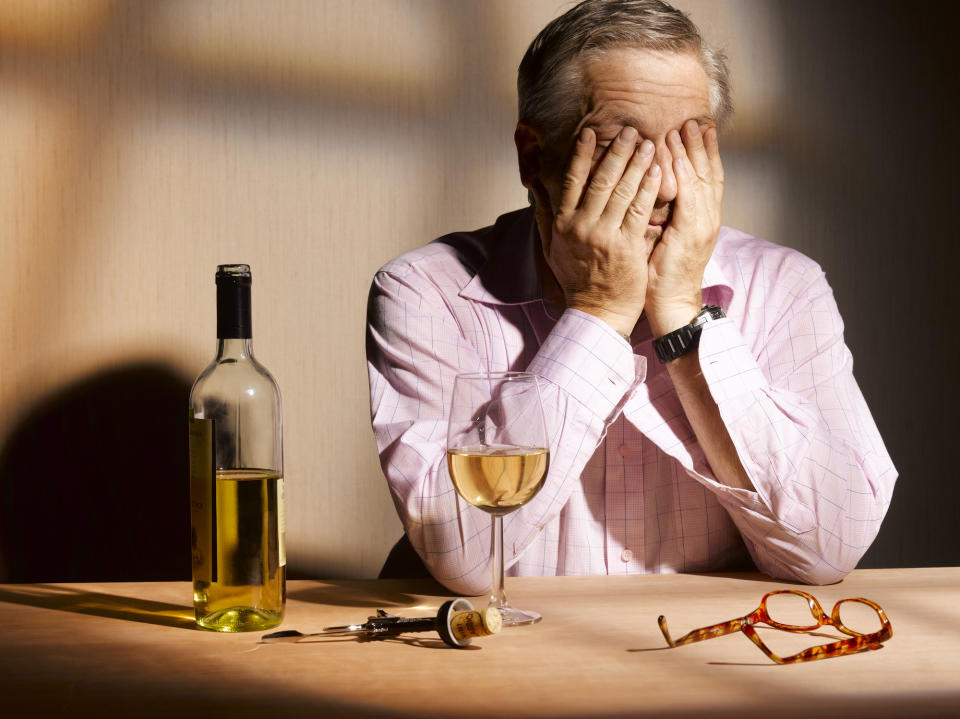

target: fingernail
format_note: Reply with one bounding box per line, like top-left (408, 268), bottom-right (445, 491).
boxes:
top-left (579, 127), bottom-right (592, 143)
top-left (639, 139), bottom-right (654, 156)
top-left (619, 126), bottom-right (638, 144)
top-left (649, 163), bottom-right (661, 178)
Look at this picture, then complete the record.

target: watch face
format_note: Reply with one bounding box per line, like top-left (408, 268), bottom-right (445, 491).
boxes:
top-left (694, 305), bottom-right (725, 327)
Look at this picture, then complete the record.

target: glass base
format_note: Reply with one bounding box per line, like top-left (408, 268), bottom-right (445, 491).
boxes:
top-left (497, 606), bottom-right (542, 627)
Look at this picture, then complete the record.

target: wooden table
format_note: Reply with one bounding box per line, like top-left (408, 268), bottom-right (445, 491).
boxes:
top-left (2, 568), bottom-right (957, 718)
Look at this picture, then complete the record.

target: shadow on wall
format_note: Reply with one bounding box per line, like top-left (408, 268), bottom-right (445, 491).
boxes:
top-left (0, 363), bottom-right (192, 583)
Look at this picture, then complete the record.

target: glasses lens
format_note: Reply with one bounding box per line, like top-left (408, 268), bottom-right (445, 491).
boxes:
top-left (764, 592), bottom-right (819, 630)
top-left (836, 600), bottom-right (884, 635)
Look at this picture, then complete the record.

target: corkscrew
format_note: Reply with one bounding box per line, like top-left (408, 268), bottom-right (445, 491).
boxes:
top-left (261, 598), bottom-right (501, 649)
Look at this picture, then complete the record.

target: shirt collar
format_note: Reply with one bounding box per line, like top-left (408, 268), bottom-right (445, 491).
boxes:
top-left (460, 206), bottom-right (735, 311)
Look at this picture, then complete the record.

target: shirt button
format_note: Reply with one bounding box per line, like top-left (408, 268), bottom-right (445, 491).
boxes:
top-left (620, 548), bottom-right (633, 562)
top-left (618, 444), bottom-right (630, 458)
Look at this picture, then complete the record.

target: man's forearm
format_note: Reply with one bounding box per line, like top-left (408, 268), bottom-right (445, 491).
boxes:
top-left (664, 350), bottom-right (755, 491)
top-left (371, 266), bottom-right (640, 593)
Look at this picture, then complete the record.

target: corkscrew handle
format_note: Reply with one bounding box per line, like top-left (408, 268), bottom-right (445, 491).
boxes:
top-left (264, 599), bottom-right (501, 649)
top-left (363, 614), bottom-right (437, 635)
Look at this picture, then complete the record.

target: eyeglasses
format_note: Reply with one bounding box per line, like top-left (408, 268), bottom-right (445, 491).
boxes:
top-left (657, 589), bottom-right (892, 664)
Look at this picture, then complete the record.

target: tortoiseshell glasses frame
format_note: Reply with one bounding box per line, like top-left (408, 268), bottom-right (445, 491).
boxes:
top-left (657, 589), bottom-right (892, 664)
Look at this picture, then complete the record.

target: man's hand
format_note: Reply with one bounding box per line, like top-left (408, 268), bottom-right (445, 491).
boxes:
top-left (646, 119), bottom-right (724, 337)
top-left (531, 126), bottom-right (662, 338)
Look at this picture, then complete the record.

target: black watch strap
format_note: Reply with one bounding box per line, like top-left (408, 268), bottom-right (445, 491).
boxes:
top-left (653, 305), bottom-right (725, 363)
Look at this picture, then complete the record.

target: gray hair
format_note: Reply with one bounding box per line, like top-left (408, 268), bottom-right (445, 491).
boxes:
top-left (518, 0), bottom-right (733, 146)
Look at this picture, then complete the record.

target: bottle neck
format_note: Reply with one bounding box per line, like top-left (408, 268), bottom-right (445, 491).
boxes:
top-left (216, 338), bottom-right (254, 360)
top-left (217, 281), bottom-right (252, 339)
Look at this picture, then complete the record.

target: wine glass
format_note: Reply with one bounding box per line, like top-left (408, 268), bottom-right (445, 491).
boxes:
top-left (446, 372), bottom-right (550, 627)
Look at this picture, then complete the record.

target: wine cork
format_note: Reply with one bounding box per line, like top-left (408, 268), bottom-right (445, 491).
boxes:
top-left (450, 607), bottom-right (502, 640)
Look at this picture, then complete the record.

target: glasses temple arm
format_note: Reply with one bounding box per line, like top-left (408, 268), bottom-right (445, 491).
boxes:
top-left (658, 613), bottom-right (753, 648)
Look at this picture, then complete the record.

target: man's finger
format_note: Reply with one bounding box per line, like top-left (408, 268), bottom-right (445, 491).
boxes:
top-left (679, 120), bottom-right (711, 180)
top-left (557, 127), bottom-right (595, 217)
top-left (702, 126), bottom-right (724, 203)
top-left (599, 138), bottom-right (655, 228)
top-left (558, 127), bottom-right (597, 216)
top-left (580, 126), bottom-right (640, 221)
top-left (621, 162), bottom-right (663, 238)
top-left (668, 153), bottom-right (703, 233)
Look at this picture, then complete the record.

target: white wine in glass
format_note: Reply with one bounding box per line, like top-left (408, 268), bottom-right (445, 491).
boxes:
top-left (446, 372), bottom-right (549, 627)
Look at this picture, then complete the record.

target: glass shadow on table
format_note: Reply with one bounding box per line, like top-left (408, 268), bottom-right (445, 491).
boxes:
top-left (692, 571), bottom-right (802, 585)
top-left (0, 584), bottom-right (196, 629)
top-left (286, 577), bottom-right (450, 609)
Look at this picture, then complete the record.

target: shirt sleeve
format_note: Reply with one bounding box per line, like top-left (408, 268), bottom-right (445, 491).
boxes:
top-left (366, 266), bottom-right (643, 595)
top-left (691, 266), bottom-right (897, 585)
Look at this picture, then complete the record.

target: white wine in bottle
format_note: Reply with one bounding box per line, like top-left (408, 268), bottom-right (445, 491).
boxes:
top-left (189, 264), bottom-right (286, 632)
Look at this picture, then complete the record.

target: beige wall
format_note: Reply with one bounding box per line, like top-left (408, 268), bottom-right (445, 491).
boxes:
top-left (0, 0), bottom-right (789, 580)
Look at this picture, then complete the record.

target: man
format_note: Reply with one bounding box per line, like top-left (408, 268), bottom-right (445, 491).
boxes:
top-left (366, 0), bottom-right (896, 595)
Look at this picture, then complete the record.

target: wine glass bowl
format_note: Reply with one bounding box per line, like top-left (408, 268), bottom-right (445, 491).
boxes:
top-left (446, 372), bottom-right (549, 627)
top-left (446, 446), bottom-right (548, 515)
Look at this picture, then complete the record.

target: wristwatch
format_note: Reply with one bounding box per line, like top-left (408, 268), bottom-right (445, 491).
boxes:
top-left (653, 305), bottom-right (726, 363)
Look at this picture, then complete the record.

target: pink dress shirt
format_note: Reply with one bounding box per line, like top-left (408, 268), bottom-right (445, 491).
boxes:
top-left (366, 207), bottom-right (897, 595)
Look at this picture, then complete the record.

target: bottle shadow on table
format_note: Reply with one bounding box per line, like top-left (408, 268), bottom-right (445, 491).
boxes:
top-left (0, 583), bottom-right (196, 629)
top-left (0, 362), bottom-right (193, 585)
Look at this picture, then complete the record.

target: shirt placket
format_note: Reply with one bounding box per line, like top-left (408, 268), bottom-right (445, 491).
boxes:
top-left (604, 414), bottom-right (643, 573)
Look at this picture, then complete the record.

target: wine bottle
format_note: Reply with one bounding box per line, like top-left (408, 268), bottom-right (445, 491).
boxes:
top-left (188, 264), bottom-right (285, 632)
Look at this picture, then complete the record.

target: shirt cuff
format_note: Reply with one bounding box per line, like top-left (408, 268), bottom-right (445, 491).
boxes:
top-left (528, 309), bottom-right (645, 419)
top-left (697, 318), bottom-right (767, 404)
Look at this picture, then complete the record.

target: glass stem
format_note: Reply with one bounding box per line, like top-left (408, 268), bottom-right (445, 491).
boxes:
top-left (489, 515), bottom-right (508, 610)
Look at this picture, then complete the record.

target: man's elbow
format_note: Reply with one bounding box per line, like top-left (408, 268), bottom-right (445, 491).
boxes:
top-left (757, 547), bottom-right (855, 586)
top-left (784, 563), bottom-right (850, 586)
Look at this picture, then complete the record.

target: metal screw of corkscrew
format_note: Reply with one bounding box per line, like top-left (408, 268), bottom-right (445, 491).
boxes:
top-left (261, 598), bottom-right (502, 649)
